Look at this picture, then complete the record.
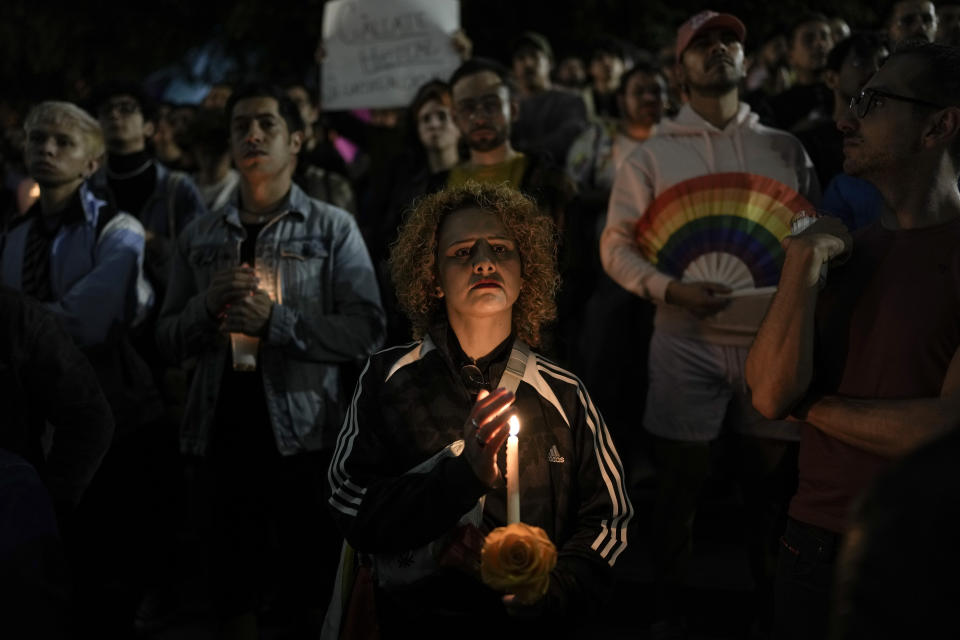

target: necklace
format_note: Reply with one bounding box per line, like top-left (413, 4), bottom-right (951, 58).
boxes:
top-left (239, 208), bottom-right (283, 224)
top-left (106, 158), bottom-right (154, 180)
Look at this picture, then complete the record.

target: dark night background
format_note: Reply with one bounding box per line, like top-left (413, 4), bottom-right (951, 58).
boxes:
top-left (4, 0), bottom-right (881, 109)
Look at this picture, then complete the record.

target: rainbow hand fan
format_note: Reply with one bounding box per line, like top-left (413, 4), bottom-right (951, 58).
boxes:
top-left (635, 172), bottom-right (813, 290)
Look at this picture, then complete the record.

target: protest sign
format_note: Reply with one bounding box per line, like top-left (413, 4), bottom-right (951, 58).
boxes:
top-left (322, 0), bottom-right (460, 110)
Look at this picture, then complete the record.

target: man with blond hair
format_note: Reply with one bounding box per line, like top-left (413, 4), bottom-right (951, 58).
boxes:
top-left (0, 100), bottom-right (162, 636)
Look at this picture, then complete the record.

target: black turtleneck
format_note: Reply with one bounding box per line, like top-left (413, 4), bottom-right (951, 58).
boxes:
top-left (106, 150), bottom-right (157, 219)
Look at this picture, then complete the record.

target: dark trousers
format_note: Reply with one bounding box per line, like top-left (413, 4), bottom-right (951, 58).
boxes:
top-left (774, 517), bottom-right (842, 640)
top-left (203, 414), bottom-right (340, 632)
top-left (67, 419), bottom-right (181, 638)
top-left (651, 434), bottom-right (797, 626)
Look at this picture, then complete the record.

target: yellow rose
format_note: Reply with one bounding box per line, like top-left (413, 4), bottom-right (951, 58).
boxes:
top-left (480, 523), bottom-right (557, 605)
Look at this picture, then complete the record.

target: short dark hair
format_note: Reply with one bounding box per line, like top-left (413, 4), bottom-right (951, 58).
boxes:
top-left (890, 41), bottom-right (960, 106)
top-left (409, 79), bottom-right (452, 121)
top-left (281, 80), bottom-right (318, 107)
top-left (449, 57), bottom-right (515, 96)
top-left (825, 31), bottom-right (887, 72)
top-left (89, 80), bottom-right (158, 124)
top-left (406, 79), bottom-right (454, 163)
top-left (788, 12), bottom-right (831, 45)
top-left (225, 83), bottom-right (305, 135)
top-left (889, 41), bottom-right (960, 165)
top-left (590, 35), bottom-right (626, 61)
top-left (511, 31), bottom-right (554, 61)
top-left (617, 61), bottom-right (665, 95)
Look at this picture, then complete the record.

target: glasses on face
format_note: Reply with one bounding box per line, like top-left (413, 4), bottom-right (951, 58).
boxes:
top-left (455, 94), bottom-right (506, 120)
top-left (848, 87), bottom-right (945, 119)
top-left (98, 99), bottom-right (140, 117)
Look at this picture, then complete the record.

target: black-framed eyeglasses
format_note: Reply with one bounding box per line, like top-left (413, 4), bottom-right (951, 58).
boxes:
top-left (849, 88), bottom-right (946, 119)
top-left (455, 96), bottom-right (506, 120)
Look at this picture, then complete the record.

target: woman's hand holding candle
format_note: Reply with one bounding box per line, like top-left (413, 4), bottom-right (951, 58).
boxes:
top-left (463, 387), bottom-right (515, 486)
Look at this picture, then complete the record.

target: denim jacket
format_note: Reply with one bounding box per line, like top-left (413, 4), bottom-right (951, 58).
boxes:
top-left (157, 183), bottom-right (385, 456)
top-left (0, 182), bottom-right (153, 346)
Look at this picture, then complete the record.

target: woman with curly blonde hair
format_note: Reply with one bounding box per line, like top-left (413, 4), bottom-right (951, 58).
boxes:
top-left (390, 181), bottom-right (558, 348)
top-left (327, 181), bottom-right (631, 639)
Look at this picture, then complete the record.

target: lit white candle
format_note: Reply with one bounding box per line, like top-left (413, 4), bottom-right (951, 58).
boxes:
top-left (230, 264), bottom-right (280, 371)
top-left (507, 415), bottom-right (520, 524)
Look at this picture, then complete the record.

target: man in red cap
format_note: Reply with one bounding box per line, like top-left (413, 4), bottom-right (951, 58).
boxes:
top-left (601, 9), bottom-right (819, 637)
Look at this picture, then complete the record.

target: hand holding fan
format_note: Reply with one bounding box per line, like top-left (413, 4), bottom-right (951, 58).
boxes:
top-left (635, 172), bottom-right (814, 292)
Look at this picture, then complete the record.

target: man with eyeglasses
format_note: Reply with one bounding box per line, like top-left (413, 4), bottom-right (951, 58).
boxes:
top-left (885, 0), bottom-right (939, 45)
top-left (90, 82), bottom-right (208, 630)
top-left (440, 57), bottom-right (573, 230)
top-left (601, 10), bottom-right (819, 637)
top-left (91, 83), bottom-right (205, 297)
top-left (747, 41), bottom-right (960, 640)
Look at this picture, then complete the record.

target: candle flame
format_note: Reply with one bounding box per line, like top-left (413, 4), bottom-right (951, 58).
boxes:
top-left (28, 182), bottom-right (40, 199)
top-left (508, 415), bottom-right (520, 437)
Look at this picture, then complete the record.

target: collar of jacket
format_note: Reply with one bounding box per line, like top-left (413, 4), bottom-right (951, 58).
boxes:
top-left (220, 181), bottom-right (311, 230)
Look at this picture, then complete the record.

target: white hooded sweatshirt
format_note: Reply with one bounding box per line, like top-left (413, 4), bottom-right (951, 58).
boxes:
top-left (600, 102), bottom-right (820, 346)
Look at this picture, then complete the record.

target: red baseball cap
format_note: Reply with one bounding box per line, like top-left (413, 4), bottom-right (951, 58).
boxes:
top-left (675, 10), bottom-right (747, 63)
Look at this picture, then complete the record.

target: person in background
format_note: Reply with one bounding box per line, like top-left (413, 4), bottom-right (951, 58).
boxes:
top-left (285, 82), bottom-right (356, 214)
top-left (157, 83), bottom-right (384, 639)
top-left (797, 32), bottom-right (888, 191)
top-left (510, 30), bottom-right (589, 165)
top-left (91, 82), bottom-right (206, 297)
top-left (201, 84), bottom-right (233, 112)
top-left (187, 108), bottom-right (240, 212)
top-left (744, 30), bottom-right (791, 99)
top-left (153, 102), bottom-right (196, 173)
top-left (564, 61), bottom-right (668, 496)
top-left (567, 61), bottom-right (668, 196)
top-left (552, 55), bottom-right (588, 90)
top-left (936, 0), bottom-right (960, 44)
top-left (657, 42), bottom-right (685, 115)
top-left (769, 13), bottom-right (835, 131)
top-left (818, 33), bottom-right (890, 230)
top-left (0, 100), bottom-right (161, 637)
top-left (601, 10), bottom-right (819, 636)
top-left (0, 287), bottom-right (115, 638)
top-left (373, 80), bottom-right (464, 347)
top-left (828, 16), bottom-right (852, 43)
top-left (885, 0), bottom-right (939, 46)
top-left (587, 36), bottom-right (630, 120)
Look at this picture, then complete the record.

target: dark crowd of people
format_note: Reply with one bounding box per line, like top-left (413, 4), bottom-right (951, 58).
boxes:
top-left (1, 2), bottom-right (959, 639)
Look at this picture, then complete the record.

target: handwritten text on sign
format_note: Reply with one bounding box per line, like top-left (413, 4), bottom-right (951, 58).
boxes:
top-left (322, 0), bottom-right (460, 110)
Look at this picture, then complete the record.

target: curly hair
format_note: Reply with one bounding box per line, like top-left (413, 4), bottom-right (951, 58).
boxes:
top-left (389, 182), bottom-right (559, 347)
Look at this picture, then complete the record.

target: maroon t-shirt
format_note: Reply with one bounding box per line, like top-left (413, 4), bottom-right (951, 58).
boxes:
top-left (789, 217), bottom-right (960, 533)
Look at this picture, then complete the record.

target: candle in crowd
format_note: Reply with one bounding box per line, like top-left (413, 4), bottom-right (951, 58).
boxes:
top-left (507, 415), bottom-right (520, 524)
